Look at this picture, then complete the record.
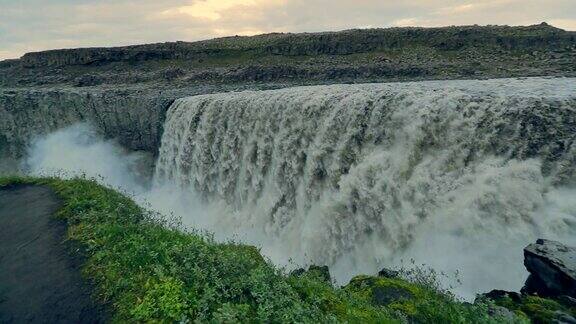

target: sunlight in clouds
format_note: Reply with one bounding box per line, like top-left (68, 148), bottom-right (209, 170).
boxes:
top-left (213, 28), bottom-right (265, 36)
top-left (436, 0), bottom-right (520, 16)
top-left (391, 18), bottom-right (422, 27)
top-left (162, 0), bottom-right (286, 21)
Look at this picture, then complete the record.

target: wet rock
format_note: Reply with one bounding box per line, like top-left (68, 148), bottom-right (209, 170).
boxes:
top-left (522, 239), bottom-right (576, 298)
top-left (0, 86), bottom-right (207, 158)
top-left (378, 267), bottom-right (399, 279)
top-left (554, 311), bottom-right (576, 324)
top-left (290, 268), bottom-right (306, 277)
top-left (482, 292), bottom-right (576, 323)
top-left (481, 289), bottom-right (522, 303)
top-left (372, 284), bottom-right (414, 306)
top-left (487, 305), bottom-right (518, 322)
top-left (559, 295), bottom-right (576, 308)
top-left (345, 275), bottom-right (417, 307)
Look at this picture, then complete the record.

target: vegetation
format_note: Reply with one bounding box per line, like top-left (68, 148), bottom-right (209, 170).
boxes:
top-left (487, 294), bottom-right (576, 324)
top-left (1, 176), bottom-right (523, 323)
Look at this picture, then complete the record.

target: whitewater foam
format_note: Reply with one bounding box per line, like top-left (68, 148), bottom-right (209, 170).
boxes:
top-left (155, 77), bottom-right (576, 298)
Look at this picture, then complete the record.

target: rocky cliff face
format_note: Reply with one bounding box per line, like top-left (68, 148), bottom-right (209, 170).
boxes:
top-left (0, 83), bottom-right (284, 163)
top-left (15, 23), bottom-right (575, 68)
top-left (1, 24), bottom-right (574, 88)
top-left (0, 87), bottom-right (171, 159)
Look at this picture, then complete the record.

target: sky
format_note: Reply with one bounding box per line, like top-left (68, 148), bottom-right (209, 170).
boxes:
top-left (1, 0), bottom-right (575, 60)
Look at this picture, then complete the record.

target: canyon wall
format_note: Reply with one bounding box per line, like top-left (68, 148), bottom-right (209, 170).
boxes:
top-left (0, 87), bottom-right (172, 160)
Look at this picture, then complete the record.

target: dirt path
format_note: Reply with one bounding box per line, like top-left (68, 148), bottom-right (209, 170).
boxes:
top-left (0, 185), bottom-right (107, 323)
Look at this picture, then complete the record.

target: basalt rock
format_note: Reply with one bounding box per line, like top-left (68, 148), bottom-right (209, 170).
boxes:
top-left (0, 83), bottom-right (261, 159)
top-left (481, 289), bottom-right (523, 303)
top-left (0, 87), bottom-right (172, 158)
top-left (2, 24), bottom-right (575, 88)
top-left (522, 239), bottom-right (576, 298)
top-left (378, 268), bottom-right (400, 279)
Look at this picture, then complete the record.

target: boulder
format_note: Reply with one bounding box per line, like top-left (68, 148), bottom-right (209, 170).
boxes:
top-left (481, 289), bottom-right (522, 303)
top-left (345, 275), bottom-right (416, 307)
top-left (522, 239), bottom-right (576, 298)
top-left (378, 267), bottom-right (400, 279)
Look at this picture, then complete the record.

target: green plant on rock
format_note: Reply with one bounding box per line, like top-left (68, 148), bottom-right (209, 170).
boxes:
top-left (491, 294), bottom-right (576, 324)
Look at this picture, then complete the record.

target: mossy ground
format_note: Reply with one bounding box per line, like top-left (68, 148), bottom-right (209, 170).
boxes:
top-left (0, 176), bottom-right (524, 323)
top-left (489, 294), bottom-right (576, 323)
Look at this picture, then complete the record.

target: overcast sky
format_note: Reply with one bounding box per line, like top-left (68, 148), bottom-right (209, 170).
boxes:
top-left (1, 0), bottom-right (575, 60)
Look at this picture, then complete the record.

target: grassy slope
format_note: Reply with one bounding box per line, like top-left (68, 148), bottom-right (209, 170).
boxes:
top-left (0, 176), bottom-right (519, 323)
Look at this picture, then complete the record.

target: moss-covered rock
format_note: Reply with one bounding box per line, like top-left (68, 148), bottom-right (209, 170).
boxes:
top-left (486, 293), bottom-right (576, 323)
top-left (345, 275), bottom-right (423, 315)
top-left (346, 275), bottom-right (525, 323)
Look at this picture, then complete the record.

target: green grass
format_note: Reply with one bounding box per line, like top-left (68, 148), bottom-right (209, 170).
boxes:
top-left (488, 294), bottom-right (576, 324)
top-left (0, 176), bottom-right (519, 323)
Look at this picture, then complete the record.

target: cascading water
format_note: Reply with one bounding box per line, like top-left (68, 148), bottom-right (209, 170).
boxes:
top-left (153, 77), bottom-right (575, 297)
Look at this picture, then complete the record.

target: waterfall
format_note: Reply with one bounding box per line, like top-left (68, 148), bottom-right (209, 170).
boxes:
top-left (155, 77), bottom-right (576, 297)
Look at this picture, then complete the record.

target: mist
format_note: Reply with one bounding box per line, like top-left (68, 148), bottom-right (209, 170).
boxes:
top-left (25, 124), bottom-right (151, 193)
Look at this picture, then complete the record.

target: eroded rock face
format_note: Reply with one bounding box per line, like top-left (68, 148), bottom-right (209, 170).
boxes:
top-left (0, 87), bottom-right (172, 159)
top-left (0, 82), bottom-right (306, 163)
top-left (523, 239), bottom-right (576, 298)
top-left (378, 268), bottom-right (400, 279)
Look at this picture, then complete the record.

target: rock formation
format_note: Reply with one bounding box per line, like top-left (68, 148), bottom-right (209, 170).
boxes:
top-left (523, 239), bottom-right (576, 298)
top-left (1, 24), bottom-right (574, 88)
top-left (479, 240), bottom-right (576, 323)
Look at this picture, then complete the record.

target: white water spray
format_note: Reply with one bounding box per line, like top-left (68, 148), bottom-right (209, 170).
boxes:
top-left (155, 77), bottom-right (576, 298)
top-left (25, 77), bottom-right (576, 300)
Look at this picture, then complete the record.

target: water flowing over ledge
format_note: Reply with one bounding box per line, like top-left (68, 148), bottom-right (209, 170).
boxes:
top-left (154, 77), bottom-right (576, 296)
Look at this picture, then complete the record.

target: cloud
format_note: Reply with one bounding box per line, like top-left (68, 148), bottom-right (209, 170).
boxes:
top-left (161, 0), bottom-right (287, 21)
top-left (436, 0), bottom-right (518, 15)
top-left (550, 19), bottom-right (576, 31)
top-left (0, 0), bottom-right (574, 60)
top-left (391, 18), bottom-right (422, 27)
